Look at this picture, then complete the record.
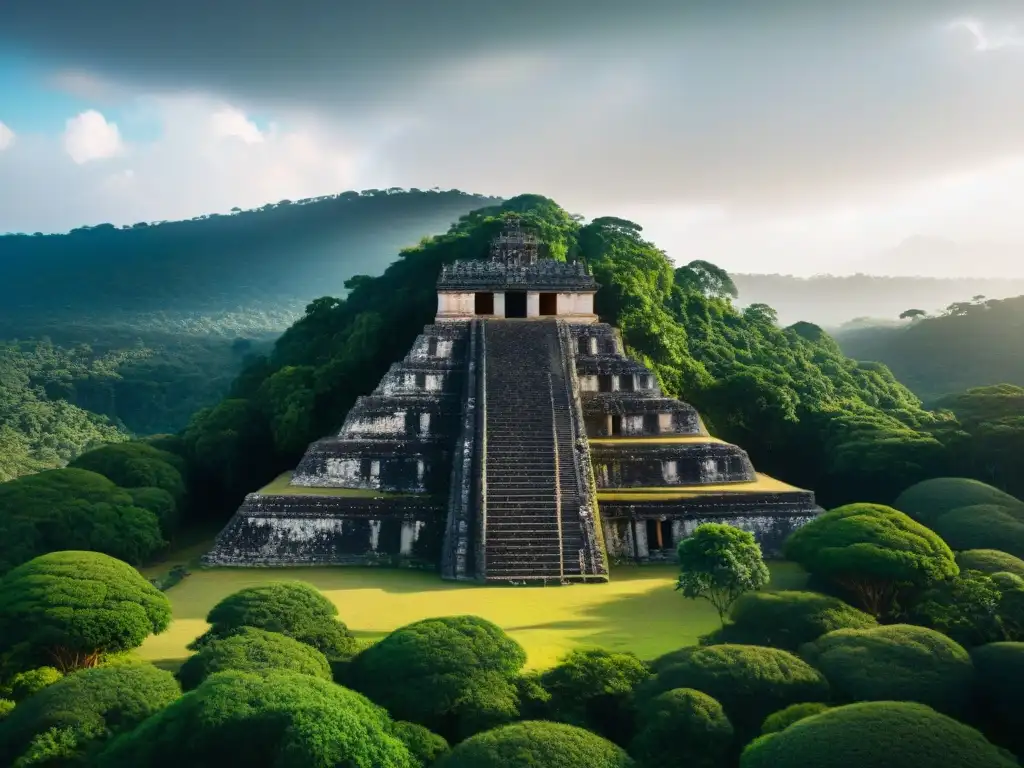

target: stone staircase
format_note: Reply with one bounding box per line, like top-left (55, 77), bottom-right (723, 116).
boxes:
top-left (480, 320), bottom-right (589, 583)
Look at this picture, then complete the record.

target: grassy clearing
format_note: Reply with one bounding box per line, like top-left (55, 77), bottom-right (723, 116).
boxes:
top-left (137, 547), bottom-right (807, 672)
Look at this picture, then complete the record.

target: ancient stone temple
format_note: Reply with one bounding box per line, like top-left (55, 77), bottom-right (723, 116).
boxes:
top-left (204, 222), bottom-right (821, 582)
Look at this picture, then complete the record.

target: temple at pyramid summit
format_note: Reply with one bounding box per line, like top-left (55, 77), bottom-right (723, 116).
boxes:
top-left (204, 221), bottom-right (822, 583)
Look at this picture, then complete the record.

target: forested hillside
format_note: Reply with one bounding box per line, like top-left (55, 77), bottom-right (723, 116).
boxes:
top-left (0, 190), bottom-right (498, 474)
top-left (836, 295), bottom-right (1024, 402)
top-left (177, 196), bottom-right (959, 519)
top-left (733, 273), bottom-right (1024, 328)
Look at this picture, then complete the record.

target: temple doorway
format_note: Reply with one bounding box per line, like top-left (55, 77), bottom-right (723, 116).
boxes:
top-left (505, 291), bottom-right (527, 318)
top-left (475, 292), bottom-right (494, 315)
top-left (645, 519), bottom-right (674, 551)
top-left (539, 292), bottom-right (558, 316)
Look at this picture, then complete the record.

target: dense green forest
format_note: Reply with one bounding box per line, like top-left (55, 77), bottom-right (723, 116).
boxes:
top-left (835, 295), bottom-right (1024, 402)
top-left (0, 189), bottom-right (498, 475)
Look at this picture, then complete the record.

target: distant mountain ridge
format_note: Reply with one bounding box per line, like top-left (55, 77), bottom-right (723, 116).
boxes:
top-left (0, 188), bottom-right (501, 337)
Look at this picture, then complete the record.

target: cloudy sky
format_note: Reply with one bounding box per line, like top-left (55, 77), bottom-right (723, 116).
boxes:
top-left (1, 0), bottom-right (1024, 276)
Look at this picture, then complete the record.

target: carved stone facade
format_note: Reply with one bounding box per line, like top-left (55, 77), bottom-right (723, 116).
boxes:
top-left (204, 224), bottom-right (822, 578)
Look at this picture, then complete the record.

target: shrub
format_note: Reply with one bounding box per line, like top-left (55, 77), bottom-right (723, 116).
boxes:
top-left (539, 648), bottom-right (651, 745)
top-left (96, 670), bottom-right (413, 767)
top-left (348, 615), bottom-right (528, 742)
top-left (934, 506), bottom-right (1024, 560)
top-left (800, 624), bottom-right (974, 716)
top-left (894, 477), bottom-right (1024, 527)
top-left (436, 721), bottom-right (634, 768)
top-left (630, 688), bottom-right (733, 768)
top-left (392, 721), bottom-right (450, 767)
top-left (760, 702), bottom-right (831, 734)
top-left (639, 644), bottom-right (829, 738)
top-left (190, 581), bottom-right (357, 660)
top-left (69, 442), bottom-right (187, 504)
top-left (0, 700), bottom-right (14, 721)
top-left (972, 642), bottom-right (1024, 755)
top-left (2, 667), bottom-right (63, 702)
top-left (701, 591), bottom-right (876, 651)
top-left (126, 487), bottom-right (179, 538)
top-left (783, 503), bottom-right (957, 616)
top-left (176, 627), bottom-right (332, 691)
top-left (0, 469), bottom-right (164, 574)
top-left (0, 551), bottom-right (172, 672)
top-left (957, 549), bottom-right (1024, 579)
top-left (0, 662), bottom-right (180, 767)
top-left (910, 570), bottom-right (1006, 647)
top-left (740, 701), bottom-right (1017, 768)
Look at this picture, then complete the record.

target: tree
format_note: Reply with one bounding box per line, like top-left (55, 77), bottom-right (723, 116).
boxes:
top-left (0, 667), bottom-right (62, 703)
top-left (800, 624), bottom-right (974, 717)
top-left (957, 549), bottom-right (1024, 579)
top-left (0, 662), bottom-right (180, 767)
top-left (700, 591), bottom-right (877, 651)
top-left (96, 670), bottom-right (413, 767)
top-left (910, 570), bottom-right (1008, 646)
top-left (69, 442), bottom-right (186, 504)
top-left (539, 648), bottom-right (651, 745)
top-left (760, 702), bottom-right (831, 734)
top-left (629, 688), bottom-right (734, 768)
top-left (972, 642), bottom-right (1024, 757)
top-left (740, 701), bottom-right (1017, 768)
top-left (783, 503), bottom-right (958, 617)
top-left (0, 551), bottom-right (171, 672)
top-left (675, 260), bottom-right (739, 299)
top-left (391, 721), bottom-right (450, 768)
top-left (189, 582), bottom-right (357, 662)
top-left (348, 616), bottom-right (527, 742)
top-left (933, 505), bottom-right (1024, 560)
top-left (176, 627), bottom-right (332, 691)
top-left (0, 469), bottom-right (164, 574)
top-left (436, 721), bottom-right (634, 768)
top-left (893, 477), bottom-right (1024, 528)
top-left (675, 524), bottom-right (770, 625)
top-left (640, 644), bottom-right (828, 739)
top-left (899, 308), bottom-right (927, 320)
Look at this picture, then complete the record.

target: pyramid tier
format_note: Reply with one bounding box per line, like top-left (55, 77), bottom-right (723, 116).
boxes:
top-left (590, 438), bottom-right (756, 487)
top-left (292, 437), bottom-right (450, 494)
top-left (339, 396), bottom-right (461, 441)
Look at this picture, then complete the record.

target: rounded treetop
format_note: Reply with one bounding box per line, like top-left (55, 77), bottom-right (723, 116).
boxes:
top-left (436, 721), bottom-right (634, 768)
top-left (741, 701), bottom-right (1017, 768)
top-left (894, 477), bottom-right (1024, 527)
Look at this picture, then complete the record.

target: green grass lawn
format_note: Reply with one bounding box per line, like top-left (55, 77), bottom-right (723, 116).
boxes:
top-left (138, 545), bottom-right (807, 671)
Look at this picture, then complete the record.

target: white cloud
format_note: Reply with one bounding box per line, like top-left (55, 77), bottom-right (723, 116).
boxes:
top-left (63, 110), bottom-right (124, 163)
top-left (0, 121), bottom-right (14, 151)
top-left (209, 106), bottom-right (264, 144)
top-left (949, 17), bottom-right (1024, 51)
top-left (0, 94), bottom-right (373, 233)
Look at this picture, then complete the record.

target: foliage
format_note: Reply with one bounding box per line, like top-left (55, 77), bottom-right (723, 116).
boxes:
top-left (783, 503), bottom-right (958, 616)
top-left (760, 702), bottom-right (831, 734)
top-left (391, 721), bottom-right (450, 768)
top-left (910, 570), bottom-right (1020, 646)
top-left (435, 721), bottom-right (635, 768)
top-left (639, 644), bottom-right (829, 738)
top-left (1, 668), bottom-right (63, 703)
top-left (893, 476), bottom-right (1024, 528)
top-left (69, 442), bottom-right (185, 501)
top-left (700, 590), bottom-right (877, 651)
top-left (189, 581), bottom-right (358, 661)
top-left (957, 549), bottom-right (1024, 579)
top-left (0, 700), bottom-right (13, 721)
top-left (0, 468), bottom-right (165, 574)
top-left (0, 341), bottom-right (128, 482)
top-left (972, 642), bottom-right (1024, 756)
top-left (0, 662), bottom-right (180, 767)
top-left (539, 648), bottom-right (652, 745)
top-left (799, 624), bottom-right (974, 716)
top-left (629, 688), bottom-right (734, 768)
top-left (934, 505), bottom-right (1024, 560)
top-left (95, 670), bottom-right (414, 767)
top-left (0, 551), bottom-right (172, 672)
top-left (125, 487), bottom-right (179, 538)
top-left (740, 701), bottom-right (1018, 768)
top-left (176, 627), bottom-right (332, 691)
top-left (348, 615), bottom-right (528, 742)
top-left (675, 524), bottom-right (770, 625)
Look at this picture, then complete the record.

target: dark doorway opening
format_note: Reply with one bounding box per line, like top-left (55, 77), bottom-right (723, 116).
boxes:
top-left (539, 292), bottom-right (558, 316)
top-left (598, 375), bottom-right (614, 393)
top-left (505, 291), bottom-right (527, 318)
top-left (610, 415), bottom-right (623, 436)
top-left (646, 519), bottom-right (673, 550)
top-left (475, 292), bottom-right (494, 315)
top-left (643, 413), bottom-right (659, 434)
